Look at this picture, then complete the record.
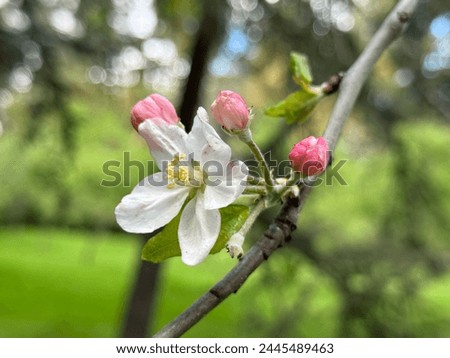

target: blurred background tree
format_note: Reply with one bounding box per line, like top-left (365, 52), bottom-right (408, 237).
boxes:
top-left (0, 0), bottom-right (448, 337)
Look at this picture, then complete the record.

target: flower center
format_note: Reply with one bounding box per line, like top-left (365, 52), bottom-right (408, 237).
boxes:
top-left (166, 153), bottom-right (204, 189)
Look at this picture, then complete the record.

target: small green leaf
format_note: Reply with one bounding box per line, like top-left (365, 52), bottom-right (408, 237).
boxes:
top-left (141, 210), bottom-right (182, 263)
top-left (265, 91), bottom-right (322, 124)
top-left (141, 204), bottom-right (249, 263)
top-left (211, 205), bottom-right (249, 254)
top-left (290, 52), bottom-right (313, 88)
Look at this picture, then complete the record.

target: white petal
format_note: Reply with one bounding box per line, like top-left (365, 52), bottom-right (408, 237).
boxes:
top-left (203, 160), bottom-right (248, 210)
top-left (196, 105), bottom-right (210, 123)
top-left (115, 172), bottom-right (190, 233)
top-left (138, 119), bottom-right (188, 169)
top-left (178, 192), bottom-right (221, 265)
top-left (187, 107), bottom-right (231, 165)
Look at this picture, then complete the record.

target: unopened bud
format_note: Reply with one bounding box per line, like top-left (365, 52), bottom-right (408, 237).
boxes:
top-left (210, 90), bottom-right (250, 131)
top-left (289, 136), bottom-right (329, 176)
top-left (226, 233), bottom-right (245, 259)
top-left (130, 94), bottom-right (179, 131)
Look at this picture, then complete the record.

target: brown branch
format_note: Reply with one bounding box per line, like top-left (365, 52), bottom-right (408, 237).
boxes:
top-left (153, 0), bottom-right (419, 338)
top-left (153, 189), bottom-right (311, 338)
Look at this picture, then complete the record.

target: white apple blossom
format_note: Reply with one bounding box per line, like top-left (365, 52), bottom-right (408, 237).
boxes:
top-left (115, 107), bottom-right (248, 265)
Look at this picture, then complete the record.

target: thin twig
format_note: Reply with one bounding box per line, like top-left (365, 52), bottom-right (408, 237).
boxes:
top-left (323, 0), bottom-right (419, 149)
top-left (153, 0), bottom-right (419, 338)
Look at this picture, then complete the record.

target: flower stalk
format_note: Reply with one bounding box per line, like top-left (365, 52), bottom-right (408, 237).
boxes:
top-left (243, 185), bottom-right (267, 196)
top-left (247, 175), bottom-right (266, 186)
top-left (226, 199), bottom-right (266, 258)
top-left (238, 128), bottom-right (275, 189)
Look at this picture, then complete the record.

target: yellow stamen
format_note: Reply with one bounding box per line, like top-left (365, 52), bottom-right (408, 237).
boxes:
top-left (167, 165), bottom-right (174, 179)
top-left (165, 152), bottom-right (204, 189)
top-left (178, 166), bottom-right (189, 182)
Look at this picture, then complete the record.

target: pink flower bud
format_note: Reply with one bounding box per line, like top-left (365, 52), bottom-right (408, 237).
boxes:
top-left (130, 94), bottom-right (179, 131)
top-left (210, 90), bottom-right (250, 131)
top-left (289, 136), bottom-right (329, 176)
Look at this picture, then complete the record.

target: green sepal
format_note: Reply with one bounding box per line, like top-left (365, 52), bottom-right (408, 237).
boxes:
top-left (265, 90), bottom-right (322, 124)
top-left (141, 204), bottom-right (250, 263)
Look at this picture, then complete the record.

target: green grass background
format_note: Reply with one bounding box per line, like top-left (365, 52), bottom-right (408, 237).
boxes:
top-left (1, 227), bottom-right (449, 337)
top-left (0, 227), bottom-right (246, 337)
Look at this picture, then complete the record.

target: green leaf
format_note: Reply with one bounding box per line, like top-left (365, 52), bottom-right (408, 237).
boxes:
top-left (141, 209), bottom-right (182, 263)
top-left (265, 90), bottom-right (322, 124)
top-left (141, 204), bottom-right (249, 263)
top-left (211, 205), bottom-right (250, 254)
top-left (290, 52), bottom-right (313, 88)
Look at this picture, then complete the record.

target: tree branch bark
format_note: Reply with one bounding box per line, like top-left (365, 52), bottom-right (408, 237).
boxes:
top-left (153, 0), bottom-right (419, 338)
top-left (323, 0), bottom-right (419, 149)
